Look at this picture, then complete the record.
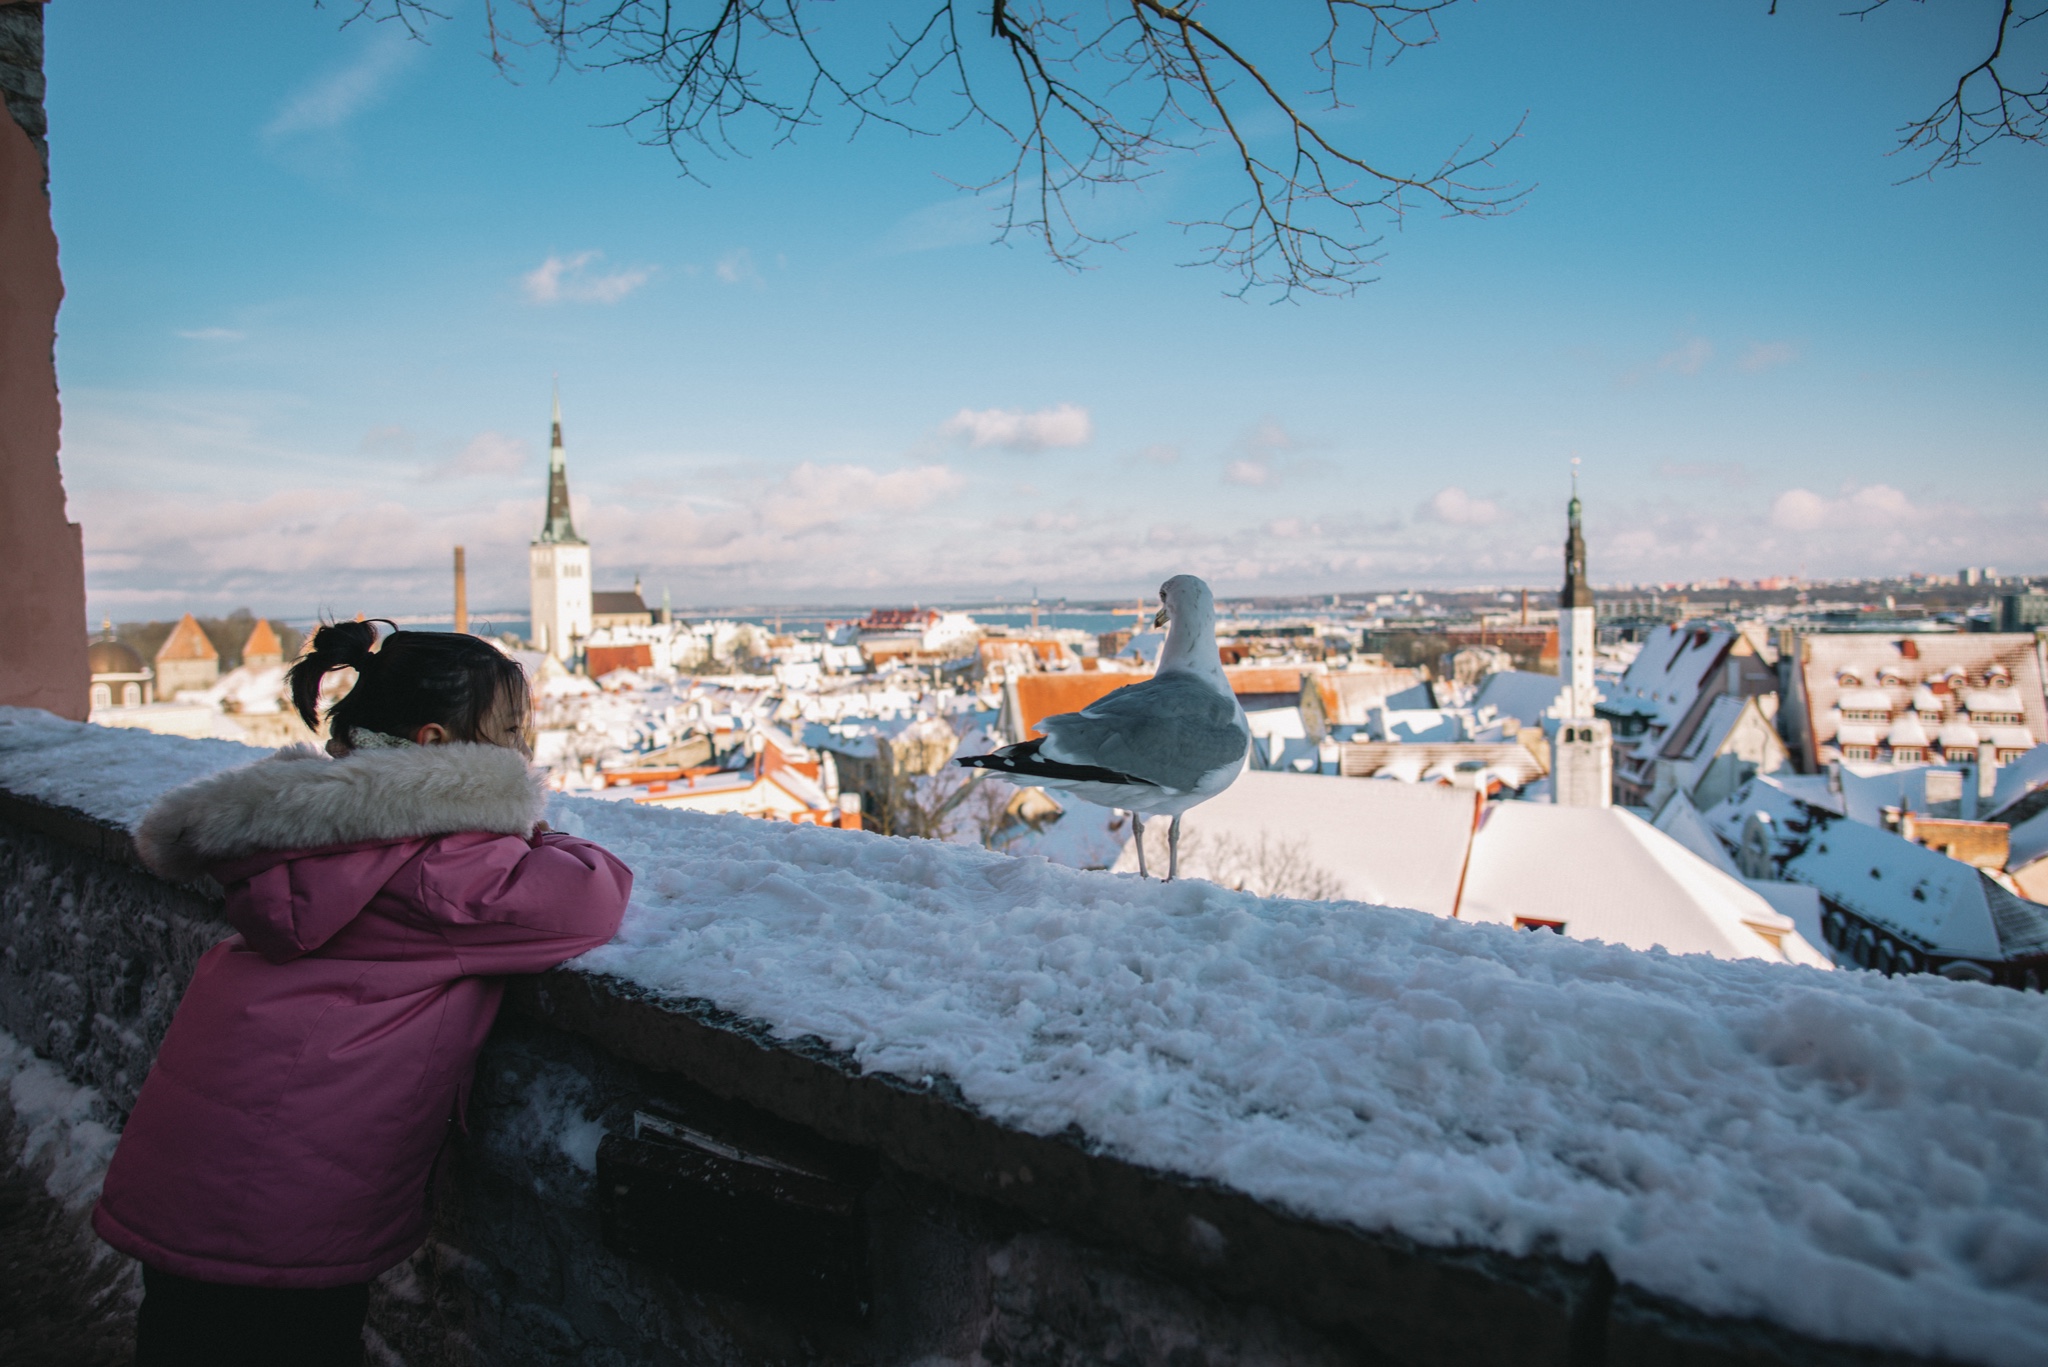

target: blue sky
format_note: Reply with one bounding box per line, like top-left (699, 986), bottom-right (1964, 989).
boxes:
top-left (47, 0), bottom-right (2048, 617)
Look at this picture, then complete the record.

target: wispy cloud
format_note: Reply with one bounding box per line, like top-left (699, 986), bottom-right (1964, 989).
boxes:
top-left (715, 248), bottom-right (761, 285)
top-left (1737, 339), bottom-right (1799, 373)
top-left (941, 403), bottom-right (1093, 452)
top-left (1220, 418), bottom-right (1300, 487)
top-left (521, 251), bottom-right (655, 305)
top-left (176, 327), bottom-right (245, 342)
top-left (1658, 336), bottom-right (1714, 376)
top-left (1770, 484), bottom-right (1913, 532)
top-left (428, 431), bottom-right (529, 481)
top-left (265, 34), bottom-right (418, 140)
top-left (1417, 486), bottom-right (1503, 526)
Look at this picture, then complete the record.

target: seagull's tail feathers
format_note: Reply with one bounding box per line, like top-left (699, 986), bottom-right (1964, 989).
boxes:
top-left (955, 738), bottom-right (1145, 787)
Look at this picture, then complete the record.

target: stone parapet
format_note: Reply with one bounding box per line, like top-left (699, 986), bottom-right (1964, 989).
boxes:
top-left (0, 781), bottom-right (1954, 1366)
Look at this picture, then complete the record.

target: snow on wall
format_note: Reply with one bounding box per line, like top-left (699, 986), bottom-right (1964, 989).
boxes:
top-left (6, 708), bottom-right (2048, 1365)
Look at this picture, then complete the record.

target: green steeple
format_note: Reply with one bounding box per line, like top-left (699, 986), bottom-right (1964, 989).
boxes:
top-left (536, 381), bottom-right (584, 546)
top-left (1561, 480), bottom-right (1592, 610)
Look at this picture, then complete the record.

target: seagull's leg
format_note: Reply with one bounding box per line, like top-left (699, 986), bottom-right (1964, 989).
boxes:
top-left (1133, 812), bottom-right (1149, 879)
top-left (1167, 813), bottom-right (1182, 882)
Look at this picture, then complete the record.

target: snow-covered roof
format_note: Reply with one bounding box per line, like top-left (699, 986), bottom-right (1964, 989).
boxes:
top-left (7, 707), bottom-right (2048, 1366)
top-left (1991, 743), bottom-right (2048, 815)
top-left (1964, 685), bottom-right (2025, 709)
top-left (1835, 722), bottom-right (1884, 747)
top-left (1886, 715), bottom-right (1932, 747)
top-left (1469, 669), bottom-right (1565, 725)
top-left (1653, 790), bottom-right (1742, 876)
top-left (1796, 632), bottom-right (2048, 767)
top-left (1837, 687), bottom-right (1894, 713)
top-left (1705, 775), bottom-right (2048, 963)
top-left (1939, 720), bottom-right (1982, 748)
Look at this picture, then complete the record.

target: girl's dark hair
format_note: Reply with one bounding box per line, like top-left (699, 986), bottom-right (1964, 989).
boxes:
top-left (289, 620), bottom-right (530, 748)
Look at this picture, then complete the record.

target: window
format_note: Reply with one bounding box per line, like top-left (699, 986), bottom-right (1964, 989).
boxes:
top-left (1515, 918), bottom-right (1566, 934)
top-left (1842, 746), bottom-right (1875, 761)
top-left (123, 682), bottom-right (142, 706)
top-left (1892, 747), bottom-right (1923, 764)
top-left (90, 683), bottom-right (111, 709)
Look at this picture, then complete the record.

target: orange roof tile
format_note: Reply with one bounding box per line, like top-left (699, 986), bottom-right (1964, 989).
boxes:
top-left (1013, 672), bottom-right (1146, 738)
top-left (242, 618), bottom-right (283, 660)
top-left (156, 613), bottom-right (218, 663)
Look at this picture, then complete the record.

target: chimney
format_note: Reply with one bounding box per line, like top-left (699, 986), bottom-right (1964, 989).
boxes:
top-left (1979, 741), bottom-right (1999, 805)
top-left (453, 546), bottom-right (468, 635)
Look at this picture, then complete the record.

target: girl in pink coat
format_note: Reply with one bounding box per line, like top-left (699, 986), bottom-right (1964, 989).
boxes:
top-left (95, 621), bottom-right (632, 1366)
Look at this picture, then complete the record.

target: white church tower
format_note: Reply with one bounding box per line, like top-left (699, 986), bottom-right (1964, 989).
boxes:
top-left (529, 384), bottom-right (592, 661)
top-left (1553, 472), bottom-right (1612, 807)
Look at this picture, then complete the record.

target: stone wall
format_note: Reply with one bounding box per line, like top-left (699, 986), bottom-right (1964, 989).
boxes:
top-left (0, 0), bottom-right (90, 722)
top-left (0, 788), bottom-right (1936, 1367)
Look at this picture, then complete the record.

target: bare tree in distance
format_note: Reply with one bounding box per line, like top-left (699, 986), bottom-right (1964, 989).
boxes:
top-left (335, 0), bottom-right (1526, 299)
top-left (339, 2), bottom-right (2043, 296)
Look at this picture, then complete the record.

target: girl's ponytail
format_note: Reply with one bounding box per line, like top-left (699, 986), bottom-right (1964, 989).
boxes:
top-left (289, 620), bottom-right (382, 733)
top-left (287, 619), bottom-right (529, 751)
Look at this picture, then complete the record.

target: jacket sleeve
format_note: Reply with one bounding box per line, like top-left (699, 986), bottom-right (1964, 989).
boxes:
top-left (409, 831), bottom-right (632, 976)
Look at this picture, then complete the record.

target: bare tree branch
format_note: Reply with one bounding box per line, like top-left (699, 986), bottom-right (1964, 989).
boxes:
top-left (1773, 0), bottom-right (2048, 176)
top-left (330, 1), bottom-right (1525, 298)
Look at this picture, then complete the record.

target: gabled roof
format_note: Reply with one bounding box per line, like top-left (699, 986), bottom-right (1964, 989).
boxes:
top-left (592, 590), bottom-right (649, 616)
top-left (241, 618), bottom-right (283, 661)
top-left (155, 613), bottom-right (218, 663)
top-left (1705, 776), bottom-right (2048, 962)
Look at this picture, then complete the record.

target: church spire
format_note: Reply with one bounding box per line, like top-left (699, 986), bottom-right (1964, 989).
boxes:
top-left (537, 377), bottom-right (584, 545)
top-left (1561, 460), bottom-right (1591, 610)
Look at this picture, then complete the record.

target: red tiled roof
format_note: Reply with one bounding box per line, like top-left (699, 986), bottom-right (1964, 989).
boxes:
top-left (156, 614), bottom-right (218, 663)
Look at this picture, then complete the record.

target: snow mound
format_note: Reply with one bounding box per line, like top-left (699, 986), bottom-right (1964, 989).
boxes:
top-left (4, 707), bottom-right (2047, 1364)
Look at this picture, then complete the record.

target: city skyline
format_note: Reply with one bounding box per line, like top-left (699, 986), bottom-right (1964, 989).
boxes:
top-left (50, 1), bottom-right (2048, 620)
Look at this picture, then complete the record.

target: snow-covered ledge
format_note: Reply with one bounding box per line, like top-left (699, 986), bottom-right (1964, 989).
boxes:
top-left (3, 708), bottom-right (2046, 1367)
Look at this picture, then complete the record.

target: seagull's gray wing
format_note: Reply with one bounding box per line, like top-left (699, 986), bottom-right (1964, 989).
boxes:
top-left (1038, 673), bottom-right (1248, 791)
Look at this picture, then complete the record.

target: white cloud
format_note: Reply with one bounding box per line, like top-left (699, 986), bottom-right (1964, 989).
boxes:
top-left (521, 251), bottom-right (655, 305)
top-left (1418, 487), bottom-right (1503, 526)
top-left (761, 462), bottom-right (966, 532)
top-left (941, 403), bottom-right (1093, 452)
top-left (265, 35), bottom-right (417, 139)
top-left (176, 327), bottom-right (245, 342)
top-left (715, 248), bottom-right (761, 285)
top-left (1658, 336), bottom-right (1714, 376)
top-left (1223, 460), bottom-right (1276, 486)
top-left (1737, 340), bottom-right (1799, 373)
top-left (1770, 484), bottom-right (1914, 532)
top-left (431, 431), bottom-right (529, 480)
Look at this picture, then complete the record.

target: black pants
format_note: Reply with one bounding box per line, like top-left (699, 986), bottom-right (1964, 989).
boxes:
top-left (136, 1266), bottom-right (368, 1367)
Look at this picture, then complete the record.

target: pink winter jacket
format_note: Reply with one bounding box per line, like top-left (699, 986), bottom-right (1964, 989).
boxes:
top-left (93, 742), bottom-right (630, 1288)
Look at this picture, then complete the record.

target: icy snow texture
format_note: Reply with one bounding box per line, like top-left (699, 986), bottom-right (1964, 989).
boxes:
top-left (1, 1027), bottom-right (121, 1214)
top-left (5, 708), bottom-right (2048, 1363)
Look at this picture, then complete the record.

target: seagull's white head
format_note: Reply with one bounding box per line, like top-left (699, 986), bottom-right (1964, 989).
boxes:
top-left (1153, 574), bottom-right (1213, 629)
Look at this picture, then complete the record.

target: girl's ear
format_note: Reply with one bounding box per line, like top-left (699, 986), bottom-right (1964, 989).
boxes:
top-left (413, 723), bottom-right (453, 746)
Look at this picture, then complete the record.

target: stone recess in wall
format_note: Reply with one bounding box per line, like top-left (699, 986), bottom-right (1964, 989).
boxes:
top-left (0, 2), bottom-right (47, 174)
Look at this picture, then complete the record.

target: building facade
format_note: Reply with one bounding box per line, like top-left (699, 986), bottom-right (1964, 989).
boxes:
top-left (529, 387), bottom-right (592, 661)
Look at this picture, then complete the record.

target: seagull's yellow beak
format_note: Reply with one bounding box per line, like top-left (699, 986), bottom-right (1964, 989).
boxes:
top-left (1153, 605), bottom-right (1170, 628)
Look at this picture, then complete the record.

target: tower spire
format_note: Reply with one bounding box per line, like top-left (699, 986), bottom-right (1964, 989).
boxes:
top-left (538, 378), bottom-right (582, 544)
top-left (1561, 458), bottom-right (1591, 611)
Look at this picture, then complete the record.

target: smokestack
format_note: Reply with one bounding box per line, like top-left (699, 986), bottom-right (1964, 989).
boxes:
top-left (1520, 587), bottom-right (1528, 627)
top-left (453, 546), bottom-right (468, 635)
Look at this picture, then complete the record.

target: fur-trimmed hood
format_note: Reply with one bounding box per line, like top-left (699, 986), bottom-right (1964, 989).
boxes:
top-left (135, 742), bottom-right (548, 883)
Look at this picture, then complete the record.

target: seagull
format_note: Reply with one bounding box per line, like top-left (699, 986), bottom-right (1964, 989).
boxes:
top-left (957, 574), bottom-right (1250, 880)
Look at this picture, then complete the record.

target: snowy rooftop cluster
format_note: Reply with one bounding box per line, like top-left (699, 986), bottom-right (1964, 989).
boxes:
top-left (4, 707), bottom-right (2048, 1365)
